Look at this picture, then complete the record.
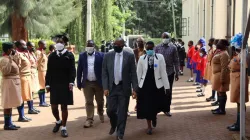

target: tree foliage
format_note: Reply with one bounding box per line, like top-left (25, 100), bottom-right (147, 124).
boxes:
top-left (0, 0), bottom-right (82, 39)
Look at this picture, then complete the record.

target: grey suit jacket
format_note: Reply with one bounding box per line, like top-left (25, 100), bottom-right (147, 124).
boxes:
top-left (102, 51), bottom-right (138, 96)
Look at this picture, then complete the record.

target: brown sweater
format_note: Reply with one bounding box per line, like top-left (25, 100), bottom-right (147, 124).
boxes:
top-left (0, 56), bottom-right (20, 79)
top-left (14, 52), bottom-right (31, 76)
top-left (36, 50), bottom-right (48, 72)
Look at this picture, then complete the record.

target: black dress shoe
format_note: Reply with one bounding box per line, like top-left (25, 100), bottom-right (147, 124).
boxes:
top-left (117, 136), bottom-right (123, 140)
top-left (28, 109), bottom-right (39, 114)
top-left (211, 101), bottom-right (219, 106)
top-left (61, 130), bottom-right (68, 137)
top-left (211, 108), bottom-right (219, 112)
top-left (39, 103), bottom-right (50, 107)
top-left (18, 117), bottom-right (31, 122)
top-left (146, 128), bottom-right (153, 135)
top-left (12, 125), bottom-right (21, 129)
top-left (24, 116), bottom-right (32, 121)
top-left (53, 123), bottom-right (62, 133)
top-left (227, 123), bottom-right (236, 129)
top-left (206, 97), bottom-right (215, 102)
top-left (4, 125), bottom-right (18, 130)
top-left (164, 112), bottom-right (172, 117)
top-left (212, 109), bottom-right (226, 115)
top-left (109, 127), bottom-right (116, 135)
top-left (33, 108), bottom-right (41, 113)
top-left (228, 124), bottom-right (240, 131)
top-left (152, 120), bottom-right (157, 128)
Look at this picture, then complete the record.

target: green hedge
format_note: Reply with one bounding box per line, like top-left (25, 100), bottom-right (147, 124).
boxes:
top-left (145, 38), bottom-right (162, 45)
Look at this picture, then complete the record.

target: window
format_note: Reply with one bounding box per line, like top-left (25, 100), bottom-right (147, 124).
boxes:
top-left (182, 18), bottom-right (187, 36)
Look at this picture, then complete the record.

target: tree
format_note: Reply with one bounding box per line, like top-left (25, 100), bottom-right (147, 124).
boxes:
top-left (0, 0), bottom-right (82, 41)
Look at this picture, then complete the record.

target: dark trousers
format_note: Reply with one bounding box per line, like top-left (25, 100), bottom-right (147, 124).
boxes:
top-left (107, 84), bottom-right (130, 137)
top-left (165, 73), bottom-right (175, 112)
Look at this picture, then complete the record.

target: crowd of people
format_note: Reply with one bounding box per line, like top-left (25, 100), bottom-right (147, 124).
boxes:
top-left (0, 32), bottom-right (248, 140)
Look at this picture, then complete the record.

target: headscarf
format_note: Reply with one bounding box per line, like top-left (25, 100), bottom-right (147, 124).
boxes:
top-left (231, 33), bottom-right (243, 49)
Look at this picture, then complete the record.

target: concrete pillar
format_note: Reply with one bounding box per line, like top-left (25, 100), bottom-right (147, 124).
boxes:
top-left (213, 0), bottom-right (227, 39)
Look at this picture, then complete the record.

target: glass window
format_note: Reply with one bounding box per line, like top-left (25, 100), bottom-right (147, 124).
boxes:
top-left (182, 18), bottom-right (187, 36)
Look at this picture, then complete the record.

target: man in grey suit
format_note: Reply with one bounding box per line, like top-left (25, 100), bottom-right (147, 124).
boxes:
top-left (102, 38), bottom-right (138, 140)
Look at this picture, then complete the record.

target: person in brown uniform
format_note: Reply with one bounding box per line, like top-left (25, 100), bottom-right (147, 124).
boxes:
top-left (205, 38), bottom-right (216, 102)
top-left (227, 34), bottom-right (249, 131)
top-left (0, 43), bottom-right (23, 130)
top-left (15, 40), bottom-right (36, 122)
top-left (211, 39), bottom-right (230, 115)
top-left (36, 40), bottom-right (50, 107)
top-left (27, 42), bottom-right (40, 111)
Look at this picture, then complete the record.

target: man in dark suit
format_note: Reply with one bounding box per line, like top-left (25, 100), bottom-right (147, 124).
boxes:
top-left (77, 40), bottom-right (104, 128)
top-left (102, 38), bottom-right (138, 140)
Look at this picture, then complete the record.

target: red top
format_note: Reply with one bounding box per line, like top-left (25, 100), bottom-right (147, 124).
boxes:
top-left (187, 46), bottom-right (195, 58)
top-left (191, 50), bottom-right (200, 64)
top-left (198, 55), bottom-right (207, 76)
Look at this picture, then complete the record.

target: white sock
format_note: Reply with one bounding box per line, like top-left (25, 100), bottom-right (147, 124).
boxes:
top-left (202, 86), bottom-right (206, 94)
top-left (56, 120), bottom-right (62, 124)
top-left (61, 126), bottom-right (67, 130)
top-left (190, 77), bottom-right (193, 80)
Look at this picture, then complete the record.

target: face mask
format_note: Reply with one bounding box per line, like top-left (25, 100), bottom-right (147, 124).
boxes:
top-left (55, 43), bottom-right (65, 51)
top-left (146, 50), bottom-right (154, 56)
top-left (86, 47), bottom-right (95, 54)
top-left (23, 46), bottom-right (27, 50)
top-left (162, 38), bottom-right (170, 44)
top-left (11, 50), bottom-right (16, 56)
top-left (195, 47), bottom-right (198, 51)
top-left (208, 43), bottom-right (212, 47)
top-left (199, 53), bottom-right (203, 57)
top-left (113, 46), bottom-right (123, 53)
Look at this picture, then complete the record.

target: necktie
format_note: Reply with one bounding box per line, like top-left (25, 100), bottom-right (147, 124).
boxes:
top-left (59, 52), bottom-right (62, 57)
top-left (115, 54), bottom-right (120, 85)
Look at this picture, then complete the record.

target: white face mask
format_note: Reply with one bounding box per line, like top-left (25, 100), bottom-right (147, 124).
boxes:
top-left (162, 38), bottom-right (170, 44)
top-left (199, 53), bottom-right (203, 57)
top-left (86, 47), bottom-right (95, 54)
top-left (55, 43), bottom-right (65, 51)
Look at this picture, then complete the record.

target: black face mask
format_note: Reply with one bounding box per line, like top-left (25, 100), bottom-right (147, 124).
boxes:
top-left (113, 45), bottom-right (123, 53)
top-left (43, 46), bottom-right (47, 50)
top-left (11, 50), bottom-right (16, 55)
top-left (208, 43), bottom-right (213, 47)
top-left (195, 47), bottom-right (198, 51)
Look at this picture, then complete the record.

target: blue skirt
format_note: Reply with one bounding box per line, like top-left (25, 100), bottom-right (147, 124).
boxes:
top-left (192, 62), bottom-right (197, 73)
top-left (200, 78), bottom-right (208, 84)
top-left (187, 58), bottom-right (192, 69)
top-left (195, 70), bottom-right (201, 83)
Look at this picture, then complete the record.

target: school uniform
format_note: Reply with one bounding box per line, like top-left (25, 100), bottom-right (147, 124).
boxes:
top-left (229, 55), bottom-right (249, 103)
top-left (29, 52), bottom-right (39, 93)
top-left (15, 51), bottom-right (33, 101)
top-left (187, 46), bottom-right (195, 69)
top-left (0, 56), bottom-right (22, 108)
top-left (191, 50), bottom-right (198, 73)
top-left (199, 55), bottom-right (208, 84)
top-left (211, 50), bottom-right (230, 92)
top-left (204, 48), bottom-right (215, 81)
top-left (195, 51), bottom-right (201, 83)
top-left (46, 49), bottom-right (76, 105)
top-left (36, 50), bottom-right (48, 89)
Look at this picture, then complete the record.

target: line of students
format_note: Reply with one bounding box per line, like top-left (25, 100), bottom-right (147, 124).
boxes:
top-left (187, 34), bottom-right (249, 131)
top-left (0, 40), bottom-right (55, 130)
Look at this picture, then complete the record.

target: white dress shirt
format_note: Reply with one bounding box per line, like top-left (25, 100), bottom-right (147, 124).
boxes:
top-left (114, 51), bottom-right (123, 82)
top-left (87, 52), bottom-right (97, 81)
top-left (56, 49), bottom-right (67, 56)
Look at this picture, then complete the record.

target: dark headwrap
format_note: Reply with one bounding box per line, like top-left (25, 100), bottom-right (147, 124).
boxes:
top-left (2, 42), bottom-right (13, 53)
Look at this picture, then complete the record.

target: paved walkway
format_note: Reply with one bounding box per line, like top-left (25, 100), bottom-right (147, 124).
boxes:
top-left (1, 68), bottom-right (250, 140)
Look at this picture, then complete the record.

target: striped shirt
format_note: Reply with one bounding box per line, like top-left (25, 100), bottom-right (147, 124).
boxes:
top-left (154, 43), bottom-right (180, 76)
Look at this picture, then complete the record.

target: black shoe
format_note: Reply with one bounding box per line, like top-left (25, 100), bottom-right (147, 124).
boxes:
top-left (28, 109), bottom-right (39, 114)
top-left (228, 124), bottom-right (240, 131)
top-left (152, 120), bottom-right (157, 128)
top-left (206, 96), bottom-right (215, 102)
top-left (117, 136), bottom-right (123, 140)
top-left (61, 130), bottom-right (68, 137)
top-left (196, 89), bottom-right (202, 92)
top-left (109, 127), bottom-right (116, 135)
top-left (24, 116), bottom-right (32, 121)
top-left (164, 112), bottom-right (172, 117)
top-left (18, 117), bottom-right (31, 122)
top-left (4, 125), bottom-right (18, 130)
top-left (53, 123), bottom-right (62, 133)
top-left (146, 128), bottom-right (153, 135)
top-left (39, 103), bottom-right (50, 107)
top-left (227, 123), bottom-right (236, 129)
top-left (211, 101), bottom-right (219, 106)
top-left (212, 109), bottom-right (226, 115)
top-left (33, 108), bottom-right (41, 113)
top-left (12, 124), bottom-right (21, 129)
top-left (211, 108), bottom-right (219, 112)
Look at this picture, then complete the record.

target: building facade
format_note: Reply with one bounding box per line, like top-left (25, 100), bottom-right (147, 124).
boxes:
top-left (182, 0), bottom-right (250, 48)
